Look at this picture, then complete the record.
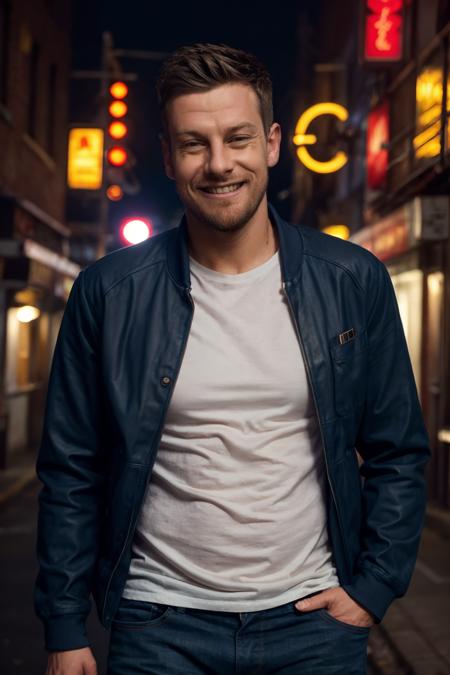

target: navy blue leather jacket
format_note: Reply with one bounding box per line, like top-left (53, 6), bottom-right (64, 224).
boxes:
top-left (34, 205), bottom-right (430, 651)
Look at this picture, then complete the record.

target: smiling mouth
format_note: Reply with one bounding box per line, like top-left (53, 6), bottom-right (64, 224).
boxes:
top-left (199, 182), bottom-right (245, 194)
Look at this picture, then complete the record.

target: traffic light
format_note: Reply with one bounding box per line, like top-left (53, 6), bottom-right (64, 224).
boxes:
top-left (110, 81), bottom-right (128, 99)
top-left (105, 80), bottom-right (130, 199)
top-left (119, 217), bottom-right (153, 245)
top-left (106, 184), bottom-right (123, 201)
top-left (109, 99), bottom-right (127, 118)
top-left (107, 146), bottom-right (127, 167)
top-left (108, 120), bottom-right (127, 140)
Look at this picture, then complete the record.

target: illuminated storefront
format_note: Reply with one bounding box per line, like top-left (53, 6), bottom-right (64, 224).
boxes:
top-left (351, 197), bottom-right (449, 505)
top-left (0, 197), bottom-right (80, 469)
top-left (351, 201), bottom-right (431, 393)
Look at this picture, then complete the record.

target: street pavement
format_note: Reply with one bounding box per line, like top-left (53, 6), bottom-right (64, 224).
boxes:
top-left (369, 525), bottom-right (450, 674)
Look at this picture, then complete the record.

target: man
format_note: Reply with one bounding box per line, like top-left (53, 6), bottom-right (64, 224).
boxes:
top-left (35, 43), bottom-right (430, 674)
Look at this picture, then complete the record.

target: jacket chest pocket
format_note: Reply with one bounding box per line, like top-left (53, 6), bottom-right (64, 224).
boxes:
top-left (329, 328), bottom-right (368, 417)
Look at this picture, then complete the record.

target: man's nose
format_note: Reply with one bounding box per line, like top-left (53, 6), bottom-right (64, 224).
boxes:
top-left (205, 143), bottom-right (233, 176)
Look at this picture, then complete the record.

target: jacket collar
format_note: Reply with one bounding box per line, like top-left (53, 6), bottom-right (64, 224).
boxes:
top-left (166, 202), bottom-right (303, 289)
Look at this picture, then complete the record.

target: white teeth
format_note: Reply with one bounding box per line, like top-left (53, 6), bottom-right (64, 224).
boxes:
top-left (203, 183), bottom-right (242, 194)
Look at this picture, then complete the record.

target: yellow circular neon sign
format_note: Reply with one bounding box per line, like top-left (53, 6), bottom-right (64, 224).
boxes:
top-left (293, 102), bottom-right (349, 174)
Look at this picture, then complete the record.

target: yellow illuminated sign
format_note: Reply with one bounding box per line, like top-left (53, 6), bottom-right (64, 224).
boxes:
top-left (67, 128), bottom-right (104, 189)
top-left (414, 67), bottom-right (450, 159)
top-left (293, 103), bottom-right (349, 174)
top-left (293, 101), bottom-right (348, 173)
top-left (322, 225), bottom-right (350, 240)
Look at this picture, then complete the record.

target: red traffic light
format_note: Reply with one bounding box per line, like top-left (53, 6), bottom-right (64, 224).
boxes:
top-left (109, 100), bottom-right (128, 118)
top-left (107, 146), bottom-right (128, 167)
top-left (106, 184), bottom-right (123, 201)
top-left (109, 81), bottom-right (128, 99)
top-left (108, 120), bottom-right (128, 140)
top-left (120, 217), bottom-right (153, 245)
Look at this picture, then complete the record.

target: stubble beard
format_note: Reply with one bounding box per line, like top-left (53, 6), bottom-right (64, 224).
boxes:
top-left (180, 172), bottom-right (269, 234)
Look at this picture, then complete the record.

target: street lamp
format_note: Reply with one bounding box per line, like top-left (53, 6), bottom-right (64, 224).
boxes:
top-left (119, 217), bottom-right (153, 245)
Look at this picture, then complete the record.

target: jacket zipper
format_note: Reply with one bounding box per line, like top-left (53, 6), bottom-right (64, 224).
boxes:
top-left (102, 287), bottom-right (195, 622)
top-left (282, 281), bottom-right (351, 579)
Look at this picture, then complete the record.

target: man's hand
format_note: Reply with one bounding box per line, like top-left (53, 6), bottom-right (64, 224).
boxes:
top-left (295, 586), bottom-right (375, 628)
top-left (46, 647), bottom-right (97, 675)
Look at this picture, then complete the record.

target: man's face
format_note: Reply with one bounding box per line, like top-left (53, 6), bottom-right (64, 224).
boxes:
top-left (161, 82), bottom-right (281, 233)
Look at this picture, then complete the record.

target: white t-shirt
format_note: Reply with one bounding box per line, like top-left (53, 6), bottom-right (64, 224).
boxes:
top-left (123, 249), bottom-right (339, 610)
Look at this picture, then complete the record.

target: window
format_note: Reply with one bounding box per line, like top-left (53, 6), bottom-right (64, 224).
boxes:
top-left (27, 40), bottom-right (40, 138)
top-left (46, 63), bottom-right (57, 155)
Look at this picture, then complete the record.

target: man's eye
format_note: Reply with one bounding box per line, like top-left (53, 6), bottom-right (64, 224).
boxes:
top-left (229, 136), bottom-right (250, 143)
top-left (182, 140), bottom-right (203, 149)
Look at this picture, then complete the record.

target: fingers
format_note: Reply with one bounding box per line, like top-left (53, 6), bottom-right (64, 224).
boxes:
top-left (295, 585), bottom-right (344, 612)
top-left (84, 660), bottom-right (98, 675)
top-left (295, 588), bottom-right (332, 611)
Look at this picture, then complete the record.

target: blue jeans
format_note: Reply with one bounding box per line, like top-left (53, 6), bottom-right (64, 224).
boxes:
top-left (106, 597), bottom-right (370, 674)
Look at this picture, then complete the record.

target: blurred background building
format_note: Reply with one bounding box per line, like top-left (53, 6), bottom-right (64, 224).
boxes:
top-left (291, 0), bottom-right (450, 513)
top-left (1, 0), bottom-right (449, 512)
top-left (0, 0), bottom-right (79, 473)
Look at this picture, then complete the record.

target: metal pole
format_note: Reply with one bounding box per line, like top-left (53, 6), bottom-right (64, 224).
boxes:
top-left (96, 32), bottom-right (112, 260)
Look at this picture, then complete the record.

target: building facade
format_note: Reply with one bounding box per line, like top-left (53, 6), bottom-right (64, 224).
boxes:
top-left (0, 0), bottom-right (79, 470)
top-left (291, 0), bottom-right (450, 509)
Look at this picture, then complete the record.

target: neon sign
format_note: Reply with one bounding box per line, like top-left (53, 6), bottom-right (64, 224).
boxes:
top-left (367, 101), bottom-right (389, 189)
top-left (67, 128), bottom-right (104, 190)
top-left (364, 0), bottom-right (404, 62)
top-left (414, 67), bottom-right (450, 159)
top-left (293, 103), bottom-right (349, 174)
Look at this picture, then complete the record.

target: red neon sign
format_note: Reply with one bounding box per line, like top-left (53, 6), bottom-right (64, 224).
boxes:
top-left (364, 0), bottom-right (404, 62)
top-left (367, 101), bottom-right (389, 189)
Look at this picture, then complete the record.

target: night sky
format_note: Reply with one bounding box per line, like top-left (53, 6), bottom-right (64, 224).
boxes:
top-left (71, 1), bottom-right (319, 238)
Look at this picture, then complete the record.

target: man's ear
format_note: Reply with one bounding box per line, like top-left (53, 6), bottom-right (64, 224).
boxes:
top-left (160, 133), bottom-right (175, 180)
top-left (266, 122), bottom-right (281, 168)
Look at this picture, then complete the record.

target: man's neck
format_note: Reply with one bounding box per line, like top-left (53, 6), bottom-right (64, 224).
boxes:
top-left (186, 200), bottom-right (279, 275)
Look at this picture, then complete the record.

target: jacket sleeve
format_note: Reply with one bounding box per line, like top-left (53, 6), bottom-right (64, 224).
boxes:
top-left (342, 256), bottom-right (431, 622)
top-left (34, 269), bottom-right (106, 651)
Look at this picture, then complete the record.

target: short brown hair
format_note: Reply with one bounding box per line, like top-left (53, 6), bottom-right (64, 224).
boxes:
top-left (156, 43), bottom-right (273, 135)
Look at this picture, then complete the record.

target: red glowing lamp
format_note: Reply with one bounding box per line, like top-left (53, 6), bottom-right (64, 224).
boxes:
top-left (109, 100), bottom-right (128, 118)
top-left (108, 121), bottom-right (128, 140)
top-left (109, 81), bottom-right (128, 99)
top-left (119, 217), bottom-right (153, 245)
top-left (107, 146), bottom-right (128, 167)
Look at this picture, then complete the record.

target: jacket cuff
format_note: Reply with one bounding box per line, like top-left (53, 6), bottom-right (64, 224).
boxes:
top-left (44, 613), bottom-right (90, 652)
top-left (341, 568), bottom-right (398, 623)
